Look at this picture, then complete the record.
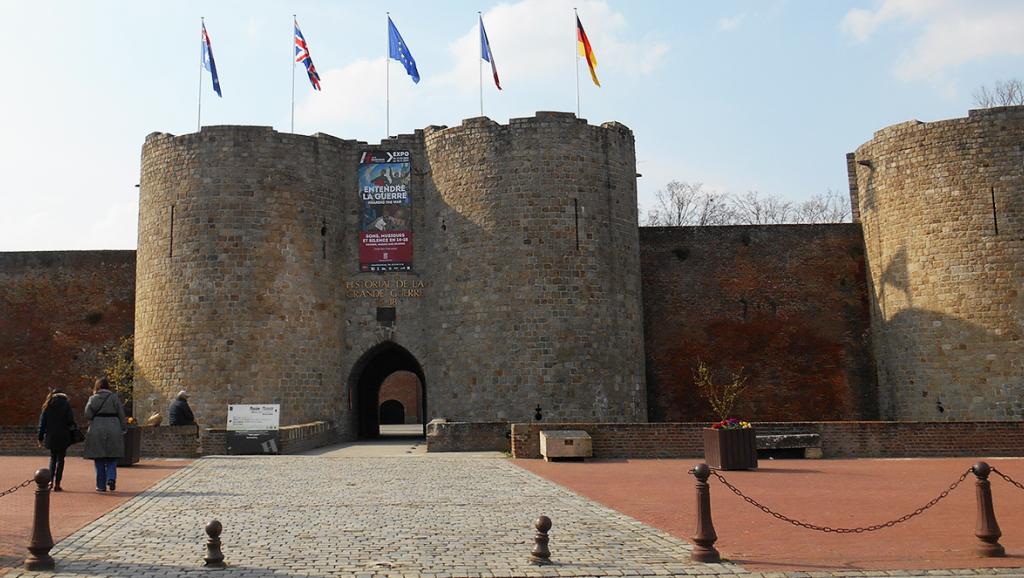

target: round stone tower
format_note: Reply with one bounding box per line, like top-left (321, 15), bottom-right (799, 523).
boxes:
top-left (136, 113), bottom-right (646, 434)
top-left (850, 106), bottom-right (1024, 421)
top-left (422, 113), bottom-right (646, 422)
top-left (135, 126), bottom-right (352, 427)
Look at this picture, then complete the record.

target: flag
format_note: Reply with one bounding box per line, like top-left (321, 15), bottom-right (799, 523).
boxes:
top-left (388, 16), bottom-right (420, 83)
top-left (576, 15), bottom-right (599, 87)
top-left (294, 19), bottom-right (321, 91)
top-left (480, 16), bottom-right (501, 90)
top-left (201, 21), bottom-right (222, 97)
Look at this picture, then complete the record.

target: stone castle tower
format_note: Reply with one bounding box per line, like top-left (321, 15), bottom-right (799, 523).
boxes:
top-left (849, 106), bottom-right (1024, 421)
top-left (134, 112), bottom-right (646, 437)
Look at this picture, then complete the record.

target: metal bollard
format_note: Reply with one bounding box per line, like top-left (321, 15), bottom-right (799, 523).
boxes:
top-left (25, 469), bottom-right (55, 571)
top-left (972, 462), bottom-right (1005, 557)
top-left (529, 515), bottom-right (552, 565)
top-left (690, 463), bottom-right (721, 563)
top-left (204, 520), bottom-right (226, 568)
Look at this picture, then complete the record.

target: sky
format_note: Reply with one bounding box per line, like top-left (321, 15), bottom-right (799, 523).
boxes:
top-left (2, 0), bottom-right (1024, 251)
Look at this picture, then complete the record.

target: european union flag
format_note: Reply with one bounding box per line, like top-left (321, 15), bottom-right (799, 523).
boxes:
top-left (388, 17), bottom-right (419, 84)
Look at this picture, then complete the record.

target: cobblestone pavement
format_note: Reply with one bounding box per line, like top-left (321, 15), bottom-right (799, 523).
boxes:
top-left (5, 454), bottom-right (1024, 578)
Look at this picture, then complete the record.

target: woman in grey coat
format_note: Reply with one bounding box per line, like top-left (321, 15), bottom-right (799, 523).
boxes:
top-left (83, 377), bottom-right (126, 492)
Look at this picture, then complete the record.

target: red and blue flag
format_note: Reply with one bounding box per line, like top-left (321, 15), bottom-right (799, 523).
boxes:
top-left (294, 19), bottom-right (321, 91)
top-left (201, 21), bottom-right (222, 97)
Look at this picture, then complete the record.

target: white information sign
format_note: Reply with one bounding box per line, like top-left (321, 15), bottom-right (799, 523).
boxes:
top-left (227, 404), bottom-right (280, 431)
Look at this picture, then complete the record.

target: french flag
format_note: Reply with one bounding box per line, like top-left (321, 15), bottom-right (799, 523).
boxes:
top-left (479, 16), bottom-right (501, 90)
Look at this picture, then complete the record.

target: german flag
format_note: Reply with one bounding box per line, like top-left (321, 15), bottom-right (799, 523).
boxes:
top-left (576, 15), bottom-right (600, 87)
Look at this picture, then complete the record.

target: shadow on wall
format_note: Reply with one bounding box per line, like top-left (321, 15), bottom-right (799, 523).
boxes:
top-left (869, 248), bottom-right (1024, 421)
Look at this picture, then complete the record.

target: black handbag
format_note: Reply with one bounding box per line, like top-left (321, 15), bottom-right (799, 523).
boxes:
top-left (69, 423), bottom-right (86, 445)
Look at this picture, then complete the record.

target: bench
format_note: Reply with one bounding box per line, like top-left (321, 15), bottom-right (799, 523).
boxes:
top-left (756, 433), bottom-right (822, 459)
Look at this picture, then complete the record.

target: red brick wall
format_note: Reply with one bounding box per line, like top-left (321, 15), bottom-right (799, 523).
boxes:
top-left (0, 251), bottom-right (136, 426)
top-left (511, 421), bottom-right (1024, 459)
top-left (377, 371), bottom-right (422, 424)
top-left (640, 225), bottom-right (877, 422)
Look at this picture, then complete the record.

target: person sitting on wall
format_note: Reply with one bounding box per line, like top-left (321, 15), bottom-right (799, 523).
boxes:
top-left (168, 390), bottom-right (196, 426)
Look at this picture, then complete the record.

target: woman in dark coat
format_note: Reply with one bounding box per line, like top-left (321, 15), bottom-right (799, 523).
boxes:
top-left (37, 389), bottom-right (75, 491)
top-left (83, 377), bottom-right (126, 492)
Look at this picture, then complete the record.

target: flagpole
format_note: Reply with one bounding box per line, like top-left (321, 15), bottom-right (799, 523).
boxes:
top-left (198, 17), bottom-right (204, 132)
top-left (291, 15), bottom-right (296, 133)
top-left (479, 12), bottom-right (483, 117)
top-left (386, 12), bottom-right (390, 138)
top-left (574, 8), bottom-right (580, 118)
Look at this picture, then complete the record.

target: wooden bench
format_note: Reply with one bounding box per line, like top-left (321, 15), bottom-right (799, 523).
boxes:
top-left (756, 433), bottom-right (823, 459)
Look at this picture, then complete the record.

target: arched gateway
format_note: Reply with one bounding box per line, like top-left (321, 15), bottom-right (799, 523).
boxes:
top-left (349, 342), bottom-right (426, 438)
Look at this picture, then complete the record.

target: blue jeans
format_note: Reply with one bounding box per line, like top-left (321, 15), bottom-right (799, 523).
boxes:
top-left (93, 458), bottom-right (117, 490)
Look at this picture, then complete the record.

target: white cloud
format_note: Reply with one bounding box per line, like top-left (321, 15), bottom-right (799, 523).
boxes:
top-left (718, 14), bottom-right (746, 32)
top-left (841, 0), bottom-right (1024, 82)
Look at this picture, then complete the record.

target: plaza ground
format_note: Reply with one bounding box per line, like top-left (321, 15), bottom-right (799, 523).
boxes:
top-left (0, 448), bottom-right (1022, 577)
top-left (0, 456), bottom-right (189, 570)
top-left (517, 456), bottom-right (1024, 573)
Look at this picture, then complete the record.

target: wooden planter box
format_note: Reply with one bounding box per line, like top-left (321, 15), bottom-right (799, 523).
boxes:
top-left (703, 427), bottom-right (758, 470)
top-left (118, 427), bottom-right (141, 467)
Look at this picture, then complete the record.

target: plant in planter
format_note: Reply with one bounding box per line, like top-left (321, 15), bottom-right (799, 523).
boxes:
top-left (694, 360), bottom-right (757, 470)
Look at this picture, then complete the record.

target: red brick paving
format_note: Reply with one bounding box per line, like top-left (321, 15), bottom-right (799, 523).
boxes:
top-left (0, 456), bottom-right (188, 570)
top-left (515, 457), bottom-right (1024, 572)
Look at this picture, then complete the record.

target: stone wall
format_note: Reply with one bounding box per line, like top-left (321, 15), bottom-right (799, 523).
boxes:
top-left (510, 421), bottom-right (1024, 459)
top-left (850, 106), bottom-right (1024, 420)
top-left (425, 421), bottom-right (510, 452)
top-left (135, 114), bottom-right (646, 437)
top-left (0, 251), bottom-right (135, 426)
top-left (641, 225), bottom-right (877, 422)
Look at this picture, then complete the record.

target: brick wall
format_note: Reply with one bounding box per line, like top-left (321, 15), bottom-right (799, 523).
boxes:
top-left (0, 251), bottom-right (135, 426)
top-left (510, 421), bottom-right (1024, 459)
top-left (0, 426), bottom-right (196, 458)
top-left (425, 421), bottom-right (510, 452)
top-left (377, 371), bottom-right (422, 424)
top-left (640, 225), bottom-right (877, 423)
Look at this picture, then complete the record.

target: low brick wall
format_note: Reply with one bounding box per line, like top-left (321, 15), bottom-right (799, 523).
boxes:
top-left (426, 421), bottom-right (510, 452)
top-left (511, 421), bottom-right (1024, 459)
top-left (141, 425), bottom-right (200, 458)
top-left (0, 425), bottom-right (198, 458)
top-left (1, 421), bottom-right (335, 458)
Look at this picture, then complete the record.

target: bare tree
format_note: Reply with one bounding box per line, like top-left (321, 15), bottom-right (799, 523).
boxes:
top-left (730, 190), bottom-right (793, 225)
top-left (645, 181), bottom-right (733, 226)
top-left (973, 79), bottom-right (1024, 108)
top-left (792, 189), bottom-right (852, 223)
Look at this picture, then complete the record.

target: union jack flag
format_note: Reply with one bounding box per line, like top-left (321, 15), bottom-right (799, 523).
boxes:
top-left (294, 19), bottom-right (321, 91)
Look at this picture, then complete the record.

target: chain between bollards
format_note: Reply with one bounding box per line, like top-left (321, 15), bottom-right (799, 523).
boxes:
top-left (529, 515), bottom-right (552, 565)
top-left (0, 478), bottom-right (34, 499)
top-left (710, 467), bottom-right (971, 533)
top-left (24, 469), bottom-right (55, 571)
top-left (990, 467), bottom-right (1024, 491)
top-left (204, 520), bottom-right (226, 568)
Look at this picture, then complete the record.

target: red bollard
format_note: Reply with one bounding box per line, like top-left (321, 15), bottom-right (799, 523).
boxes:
top-left (690, 463), bottom-right (721, 563)
top-left (972, 462), bottom-right (1005, 557)
top-left (25, 468), bottom-right (55, 571)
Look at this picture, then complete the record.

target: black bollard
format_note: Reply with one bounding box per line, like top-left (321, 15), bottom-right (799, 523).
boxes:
top-left (690, 463), bottom-right (721, 563)
top-left (972, 462), bottom-right (1005, 557)
top-left (529, 515), bottom-right (552, 565)
top-left (204, 520), bottom-right (226, 568)
top-left (25, 468), bottom-right (55, 571)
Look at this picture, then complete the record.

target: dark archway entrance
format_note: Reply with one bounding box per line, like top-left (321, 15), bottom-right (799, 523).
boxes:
top-left (350, 342), bottom-right (426, 438)
top-left (379, 400), bottom-right (405, 424)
